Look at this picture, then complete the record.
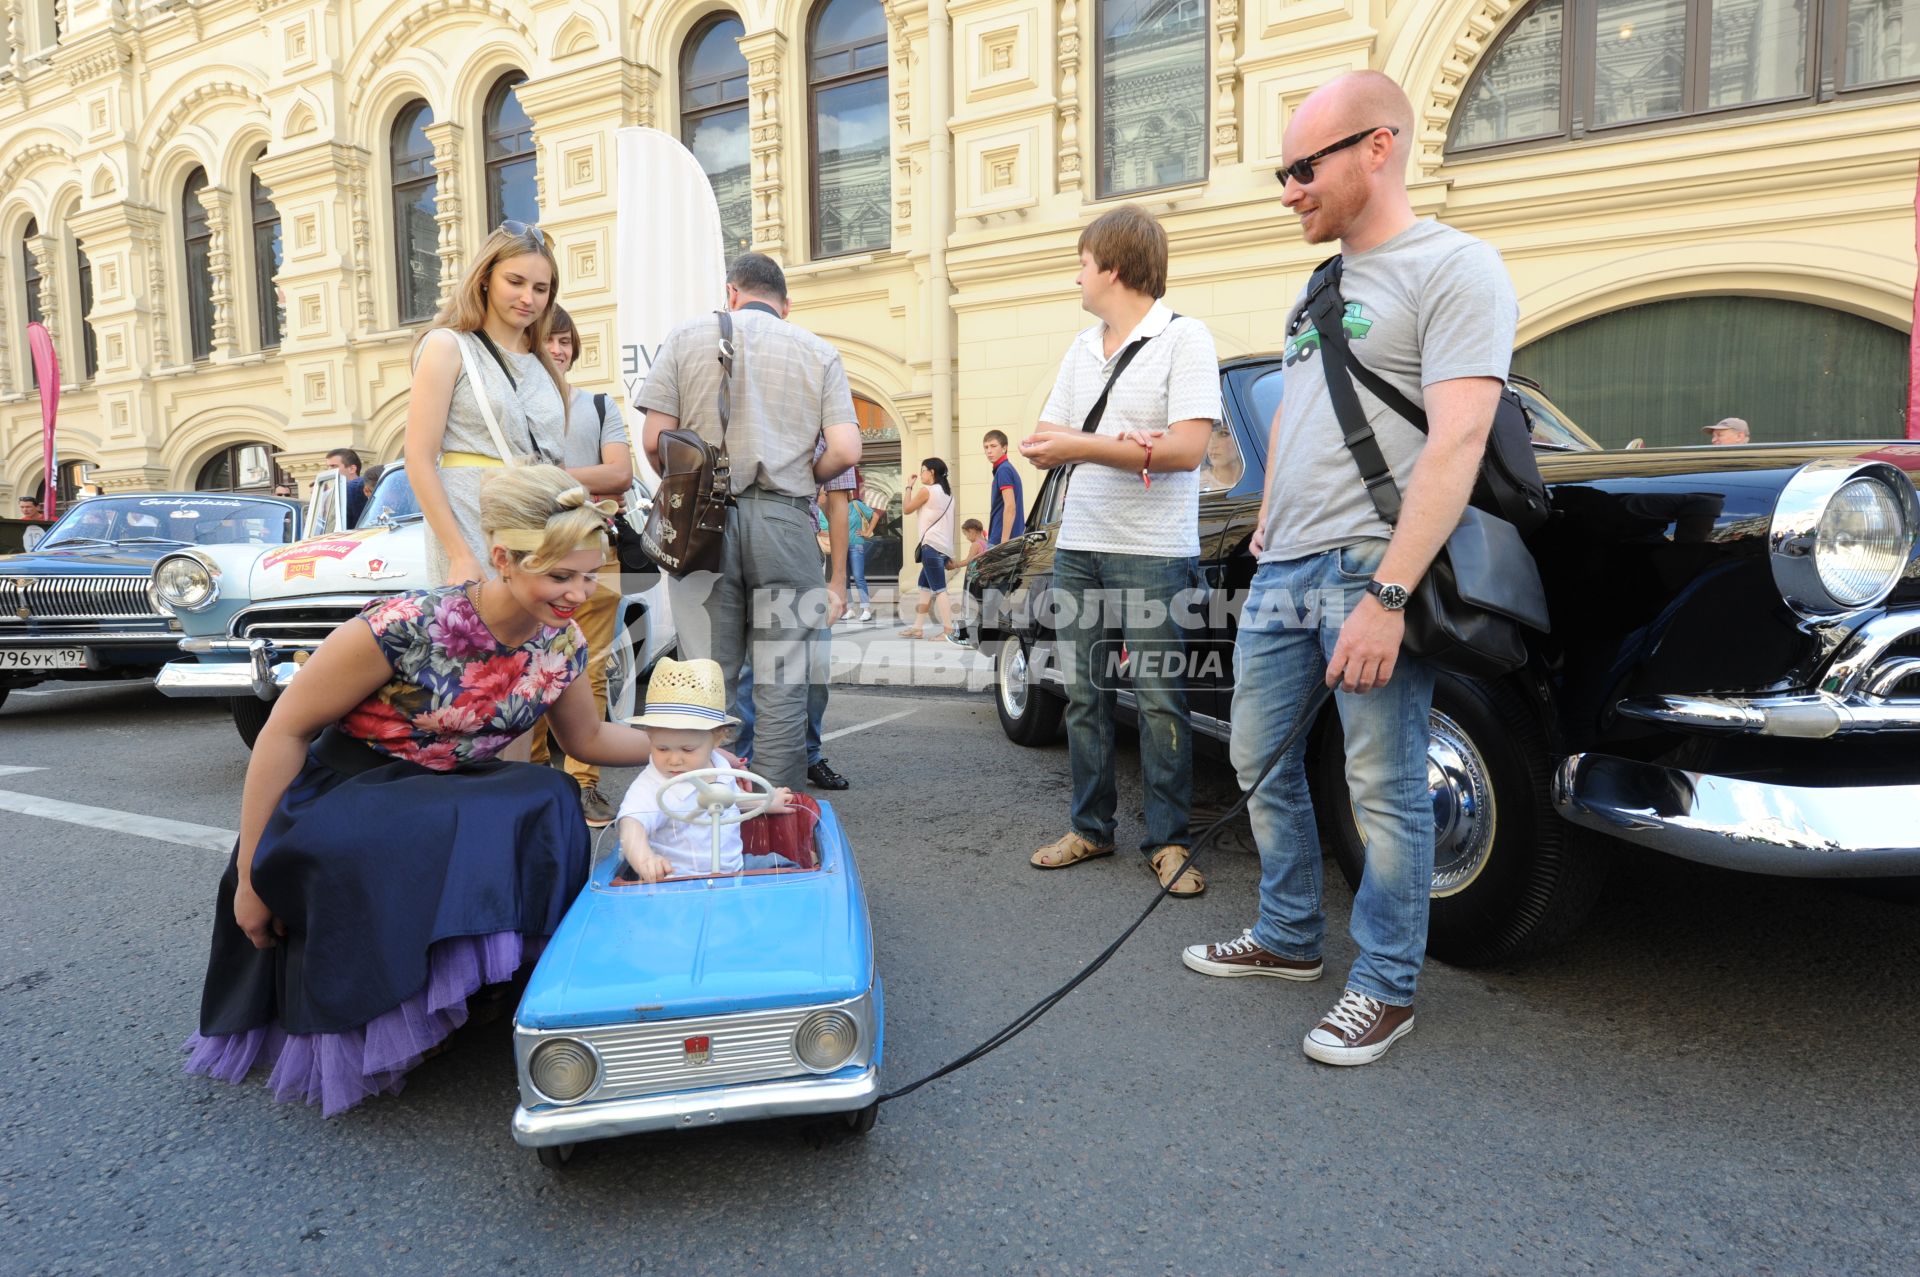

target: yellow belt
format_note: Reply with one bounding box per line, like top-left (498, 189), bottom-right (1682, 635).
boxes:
top-left (441, 451), bottom-right (505, 469)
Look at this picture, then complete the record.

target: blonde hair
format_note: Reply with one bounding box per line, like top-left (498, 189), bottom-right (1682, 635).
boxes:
top-left (415, 224), bottom-right (570, 429)
top-left (478, 464), bottom-right (610, 572)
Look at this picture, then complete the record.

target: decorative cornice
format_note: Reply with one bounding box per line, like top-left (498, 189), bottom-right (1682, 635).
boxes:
top-left (148, 80), bottom-right (271, 172)
top-left (347, 0), bottom-right (536, 116)
top-left (1418, 0), bottom-right (1519, 176)
top-left (0, 142), bottom-right (65, 193)
top-left (64, 33), bottom-right (134, 87)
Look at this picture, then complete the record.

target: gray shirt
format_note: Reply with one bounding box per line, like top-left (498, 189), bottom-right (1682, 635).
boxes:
top-left (560, 386), bottom-right (632, 469)
top-left (635, 307), bottom-right (857, 498)
top-left (1261, 219), bottom-right (1517, 563)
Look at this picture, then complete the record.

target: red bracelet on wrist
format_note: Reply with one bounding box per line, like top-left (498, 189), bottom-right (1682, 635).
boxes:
top-left (1141, 439), bottom-right (1153, 489)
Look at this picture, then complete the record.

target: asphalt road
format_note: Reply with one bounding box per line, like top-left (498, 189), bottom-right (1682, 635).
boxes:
top-left (4, 679), bottom-right (1918, 1275)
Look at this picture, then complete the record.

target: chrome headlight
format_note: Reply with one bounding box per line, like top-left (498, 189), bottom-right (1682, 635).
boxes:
top-left (793, 1009), bottom-right (860, 1072)
top-left (154, 553), bottom-right (219, 613)
top-left (527, 1038), bottom-right (599, 1104)
top-left (1770, 461), bottom-right (1918, 616)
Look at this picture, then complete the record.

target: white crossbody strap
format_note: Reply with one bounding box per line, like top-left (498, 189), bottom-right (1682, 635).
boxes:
top-left (452, 330), bottom-right (522, 468)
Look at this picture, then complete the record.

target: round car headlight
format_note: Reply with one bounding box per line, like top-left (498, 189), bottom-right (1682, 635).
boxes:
top-left (793, 1009), bottom-right (859, 1072)
top-left (1814, 477), bottom-right (1908, 608)
top-left (154, 554), bottom-right (218, 612)
top-left (528, 1038), bottom-right (598, 1103)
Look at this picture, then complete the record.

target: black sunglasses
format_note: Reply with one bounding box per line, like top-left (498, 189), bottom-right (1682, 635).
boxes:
top-left (499, 219), bottom-right (547, 250)
top-left (1275, 126), bottom-right (1400, 187)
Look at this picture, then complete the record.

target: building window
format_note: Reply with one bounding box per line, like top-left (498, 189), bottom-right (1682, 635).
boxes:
top-left (251, 172), bottom-right (283, 350)
top-left (1096, 0), bottom-right (1209, 197)
top-left (1450, 0), bottom-right (1920, 153)
top-left (391, 100), bottom-right (440, 325)
top-left (682, 15), bottom-right (754, 263)
top-left (807, 0), bottom-right (891, 259)
top-left (182, 167), bottom-right (215, 362)
top-left (76, 245), bottom-right (97, 380)
top-left (21, 219), bottom-right (42, 389)
top-left (196, 442), bottom-right (287, 495)
top-left (484, 73), bottom-right (539, 227)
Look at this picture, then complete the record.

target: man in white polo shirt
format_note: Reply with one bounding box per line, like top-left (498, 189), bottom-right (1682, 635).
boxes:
top-left (1019, 204), bottom-right (1221, 897)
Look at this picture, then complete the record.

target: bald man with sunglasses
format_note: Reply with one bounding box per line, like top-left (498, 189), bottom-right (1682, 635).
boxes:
top-left (1180, 72), bottom-right (1518, 1068)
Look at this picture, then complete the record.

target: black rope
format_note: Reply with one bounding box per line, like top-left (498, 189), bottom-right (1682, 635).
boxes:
top-left (877, 682), bottom-right (1336, 1105)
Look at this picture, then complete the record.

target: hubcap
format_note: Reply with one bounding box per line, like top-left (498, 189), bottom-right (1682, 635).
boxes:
top-left (999, 642), bottom-right (1030, 719)
top-left (1427, 710), bottom-right (1494, 896)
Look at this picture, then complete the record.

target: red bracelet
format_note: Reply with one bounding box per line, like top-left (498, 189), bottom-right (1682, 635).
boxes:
top-left (1141, 439), bottom-right (1153, 489)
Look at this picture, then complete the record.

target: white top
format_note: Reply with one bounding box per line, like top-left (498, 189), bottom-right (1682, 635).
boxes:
top-left (916, 485), bottom-right (956, 557)
top-left (1040, 300), bottom-right (1222, 558)
top-left (616, 751), bottom-right (744, 877)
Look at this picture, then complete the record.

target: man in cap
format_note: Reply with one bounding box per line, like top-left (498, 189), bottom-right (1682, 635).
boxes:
top-left (1703, 417), bottom-right (1749, 445)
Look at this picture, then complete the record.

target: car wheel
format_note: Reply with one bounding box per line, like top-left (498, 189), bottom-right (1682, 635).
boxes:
top-left (229, 697), bottom-right (274, 750)
top-left (844, 1101), bottom-right (879, 1135)
top-left (606, 615), bottom-right (639, 723)
top-left (536, 1143), bottom-right (575, 1170)
top-left (0, 686), bottom-right (9, 712)
top-left (1314, 673), bottom-right (1608, 966)
top-left (995, 638), bottom-right (1063, 746)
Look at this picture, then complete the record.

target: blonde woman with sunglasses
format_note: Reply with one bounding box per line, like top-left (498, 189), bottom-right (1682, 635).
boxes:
top-left (405, 221), bottom-right (572, 587)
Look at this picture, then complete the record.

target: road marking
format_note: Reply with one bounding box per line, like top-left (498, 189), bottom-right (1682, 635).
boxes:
top-left (13, 679), bottom-right (152, 697)
top-left (819, 708), bottom-right (914, 742)
top-left (0, 787), bottom-right (235, 851)
top-left (0, 765), bottom-right (46, 779)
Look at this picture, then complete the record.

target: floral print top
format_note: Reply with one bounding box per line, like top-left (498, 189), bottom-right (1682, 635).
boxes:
top-left (339, 586), bottom-right (587, 771)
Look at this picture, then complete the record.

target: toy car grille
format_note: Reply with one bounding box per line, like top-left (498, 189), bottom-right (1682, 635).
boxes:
top-left (583, 1006), bottom-right (821, 1099)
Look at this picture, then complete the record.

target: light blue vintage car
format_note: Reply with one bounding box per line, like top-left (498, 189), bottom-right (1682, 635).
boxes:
top-left (510, 775), bottom-right (883, 1168)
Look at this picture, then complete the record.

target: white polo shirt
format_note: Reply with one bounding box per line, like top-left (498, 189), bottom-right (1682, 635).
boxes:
top-left (1040, 301), bottom-right (1221, 558)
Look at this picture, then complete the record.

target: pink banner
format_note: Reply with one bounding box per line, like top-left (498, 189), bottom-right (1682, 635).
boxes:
top-left (26, 322), bottom-right (58, 518)
top-left (1910, 155), bottom-right (1919, 439)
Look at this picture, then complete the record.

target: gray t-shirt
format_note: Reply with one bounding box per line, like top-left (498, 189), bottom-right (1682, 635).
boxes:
top-left (560, 386), bottom-right (631, 469)
top-left (1261, 219), bottom-right (1517, 563)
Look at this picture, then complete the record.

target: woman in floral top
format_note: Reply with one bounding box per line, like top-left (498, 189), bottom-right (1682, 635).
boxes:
top-left (185, 465), bottom-right (656, 1116)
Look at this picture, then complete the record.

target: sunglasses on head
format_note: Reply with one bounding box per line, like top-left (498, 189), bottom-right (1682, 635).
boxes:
top-left (1275, 125), bottom-right (1399, 188)
top-left (499, 219), bottom-right (547, 250)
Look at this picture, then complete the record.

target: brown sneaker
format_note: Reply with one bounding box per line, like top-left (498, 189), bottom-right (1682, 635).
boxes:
top-left (1030, 830), bottom-right (1115, 869)
top-left (1148, 846), bottom-right (1205, 897)
top-left (1181, 929), bottom-right (1322, 980)
top-left (580, 784), bottom-right (616, 829)
top-left (1303, 990), bottom-right (1415, 1066)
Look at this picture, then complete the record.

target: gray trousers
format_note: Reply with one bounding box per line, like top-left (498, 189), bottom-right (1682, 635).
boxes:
top-left (665, 491), bottom-right (826, 789)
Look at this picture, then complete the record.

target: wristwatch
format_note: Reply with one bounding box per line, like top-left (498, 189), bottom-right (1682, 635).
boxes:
top-left (1367, 579), bottom-right (1411, 611)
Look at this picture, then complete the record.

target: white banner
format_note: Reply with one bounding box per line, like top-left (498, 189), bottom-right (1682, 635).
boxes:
top-left (614, 127), bottom-right (728, 484)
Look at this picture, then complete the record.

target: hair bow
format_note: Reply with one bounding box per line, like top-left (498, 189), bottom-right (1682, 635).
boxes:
top-left (556, 486), bottom-right (620, 518)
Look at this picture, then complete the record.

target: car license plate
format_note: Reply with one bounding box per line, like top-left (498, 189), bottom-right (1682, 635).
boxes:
top-left (0, 648), bottom-right (86, 670)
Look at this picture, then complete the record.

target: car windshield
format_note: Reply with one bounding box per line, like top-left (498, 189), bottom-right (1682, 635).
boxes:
top-left (1513, 381), bottom-right (1603, 451)
top-left (39, 496), bottom-right (296, 549)
top-left (355, 467), bottom-right (422, 528)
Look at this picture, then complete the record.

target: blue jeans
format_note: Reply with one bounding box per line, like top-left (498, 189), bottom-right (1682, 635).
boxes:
top-left (848, 540), bottom-right (871, 609)
top-left (1052, 548), bottom-right (1199, 854)
top-left (734, 631), bottom-right (828, 766)
top-left (1229, 542), bottom-right (1437, 1006)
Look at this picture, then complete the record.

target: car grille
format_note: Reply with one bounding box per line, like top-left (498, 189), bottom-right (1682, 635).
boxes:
top-left (0, 575), bottom-right (158, 623)
top-left (230, 604), bottom-right (365, 651)
top-left (584, 1005), bottom-right (817, 1100)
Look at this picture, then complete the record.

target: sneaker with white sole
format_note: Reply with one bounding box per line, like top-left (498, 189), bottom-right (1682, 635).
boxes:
top-left (1303, 989), bottom-right (1415, 1066)
top-left (858, 609), bottom-right (874, 622)
top-left (1181, 928), bottom-right (1322, 980)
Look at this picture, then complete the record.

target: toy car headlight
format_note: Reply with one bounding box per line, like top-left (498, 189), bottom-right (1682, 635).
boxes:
top-left (793, 1009), bottom-right (859, 1072)
top-left (154, 554), bottom-right (219, 613)
top-left (1771, 461), bottom-right (1919, 616)
top-left (528, 1038), bottom-right (599, 1103)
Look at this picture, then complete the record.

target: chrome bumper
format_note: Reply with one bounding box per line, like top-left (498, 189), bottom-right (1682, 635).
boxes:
top-left (510, 1066), bottom-right (879, 1147)
top-left (1553, 753), bottom-right (1920, 877)
top-left (153, 640), bottom-right (298, 700)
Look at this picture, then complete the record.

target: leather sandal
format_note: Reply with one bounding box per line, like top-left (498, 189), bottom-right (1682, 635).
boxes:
top-left (1149, 846), bottom-right (1206, 897)
top-left (1030, 830), bottom-right (1116, 869)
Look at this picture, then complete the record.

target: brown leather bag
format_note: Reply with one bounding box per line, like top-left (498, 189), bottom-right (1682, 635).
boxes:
top-left (640, 311), bottom-right (735, 577)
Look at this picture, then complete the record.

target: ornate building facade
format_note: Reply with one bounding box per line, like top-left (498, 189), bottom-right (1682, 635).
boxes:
top-left (2, 0), bottom-right (1916, 580)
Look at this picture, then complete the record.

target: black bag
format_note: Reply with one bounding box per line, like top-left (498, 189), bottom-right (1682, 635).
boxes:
top-left (592, 393), bottom-right (656, 575)
top-left (639, 312), bottom-right (735, 577)
top-left (1300, 256), bottom-right (1549, 679)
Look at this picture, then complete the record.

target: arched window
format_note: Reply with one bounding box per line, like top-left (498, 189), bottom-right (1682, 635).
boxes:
top-left (251, 171), bottom-right (283, 350)
top-left (807, 0), bottom-right (890, 259)
top-left (1097, 0), bottom-right (1209, 197)
top-left (182, 167), bottom-right (215, 361)
top-left (21, 219), bottom-right (43, 389)
top-left (1450, 0), bottom-right (1920, 154)
top-left (681, 15), bottom-right (753, 262)
top-left (196, 442), bottom-right (287, 495)
top-left (76, 244), bottom-right (97, 380)
top-left (484, 73), bottom-right (538, 227)
top-left (391, 100), bottom-right (440, 324)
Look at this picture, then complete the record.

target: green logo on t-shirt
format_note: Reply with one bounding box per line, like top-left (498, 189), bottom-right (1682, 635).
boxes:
top-left (1284, 303), bottom-right (1372, 367)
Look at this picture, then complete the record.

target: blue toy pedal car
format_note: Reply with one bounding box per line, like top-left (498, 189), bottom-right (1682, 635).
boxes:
top-left (510, 770), bottom-right (883, 1166)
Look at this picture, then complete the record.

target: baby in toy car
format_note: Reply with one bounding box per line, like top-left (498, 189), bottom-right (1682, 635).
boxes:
top-left (616, 657), bottom-right (799, 883)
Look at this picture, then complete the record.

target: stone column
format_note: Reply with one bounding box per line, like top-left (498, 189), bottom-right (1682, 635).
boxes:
top-left (1212, 0), bottom-right (1241, 168)
top-left (739, 29), bottom-right (788, 259)
top-left (4, 1), bottom-right (22, 80)
top-left (0, 266), bottom-right (13, 396)
top-left (422, 120), bottom-right (465, 307)
top-left (1056, 0), bottom-right (1083, 192)
top-left (194, 182), bottom-right (236, 359)
top-left (27, 228), bottom-right (63, 377)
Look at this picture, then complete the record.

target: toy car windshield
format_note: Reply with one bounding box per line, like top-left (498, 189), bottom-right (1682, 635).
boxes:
top-left (598, 771), bottom-right (825, 889)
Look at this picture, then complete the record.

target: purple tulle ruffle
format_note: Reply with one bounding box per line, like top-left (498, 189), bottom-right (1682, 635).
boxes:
top-left (183, 930), bottom-right (529, 1118)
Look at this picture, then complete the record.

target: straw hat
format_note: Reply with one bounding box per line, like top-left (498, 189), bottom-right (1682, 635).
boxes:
top-left (624, 656), bottom-right (740, 731)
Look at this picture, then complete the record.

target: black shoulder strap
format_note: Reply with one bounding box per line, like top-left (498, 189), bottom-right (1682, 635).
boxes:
top-left (714, 310), bottom-right (735, 470)
top-left (1304, 258), bottom-right (1407, 526)
top-left (472, 329), bottom-right (519, 391)
top-left (1078, 313), bottom-right (1178, 436)
top-left (594, 392), bottom-right (609, 428)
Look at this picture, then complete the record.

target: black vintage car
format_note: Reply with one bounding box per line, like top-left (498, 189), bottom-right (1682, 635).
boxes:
top-left (0, 493), bottom-right (303, 709)
top-left (962, 357), bottom-right (1920, 963)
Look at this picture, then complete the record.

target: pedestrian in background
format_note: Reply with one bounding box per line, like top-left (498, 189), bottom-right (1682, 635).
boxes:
top-left (526, 303), bottom-right (636, 827)
top-left (898, 457), bottom-right (955, 639)
top-left (846, 476), bottom-right (877, 623)
top-left (1019, 203), bottom-right (1219, 897)
top-left (325, 449), bottom-right (368, 525)
top-left (1703, 416), bottom-right (1749, 444)
top-left (403, 221), bottom-right (570, 588)
top-left (983, 430), bottom-right (1024, 546)
top-left (637, 252), bottom-right (860, 791)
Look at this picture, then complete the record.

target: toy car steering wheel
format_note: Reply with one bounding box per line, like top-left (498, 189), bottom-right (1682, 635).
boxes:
top-left (656, 767), bottom-right (779, 873)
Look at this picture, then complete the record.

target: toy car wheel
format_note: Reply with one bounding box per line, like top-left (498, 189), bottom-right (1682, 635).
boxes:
top-left (995, 637), bottom-right (1063, 746)
top-left (229, 696), bottom-right (273, 750)
top-left (536, 1143), bottom-right (575, 1170)
top-left (844, 1102), bottom-right (878, 1135)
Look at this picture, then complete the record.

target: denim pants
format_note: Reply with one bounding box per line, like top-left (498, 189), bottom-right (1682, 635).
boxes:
top-left (1052, 547), bottom-right (1198, 854)
top-left (848, 540), bottom-right (870, 609)
top-left (1229, 541), bottom-right (1437, 1006)
top-left (733, 631), bottom-right (828, 767)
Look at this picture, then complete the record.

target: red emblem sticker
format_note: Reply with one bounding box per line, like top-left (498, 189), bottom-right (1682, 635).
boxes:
top-left (683, 1035), bottom-right (711, 1066)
